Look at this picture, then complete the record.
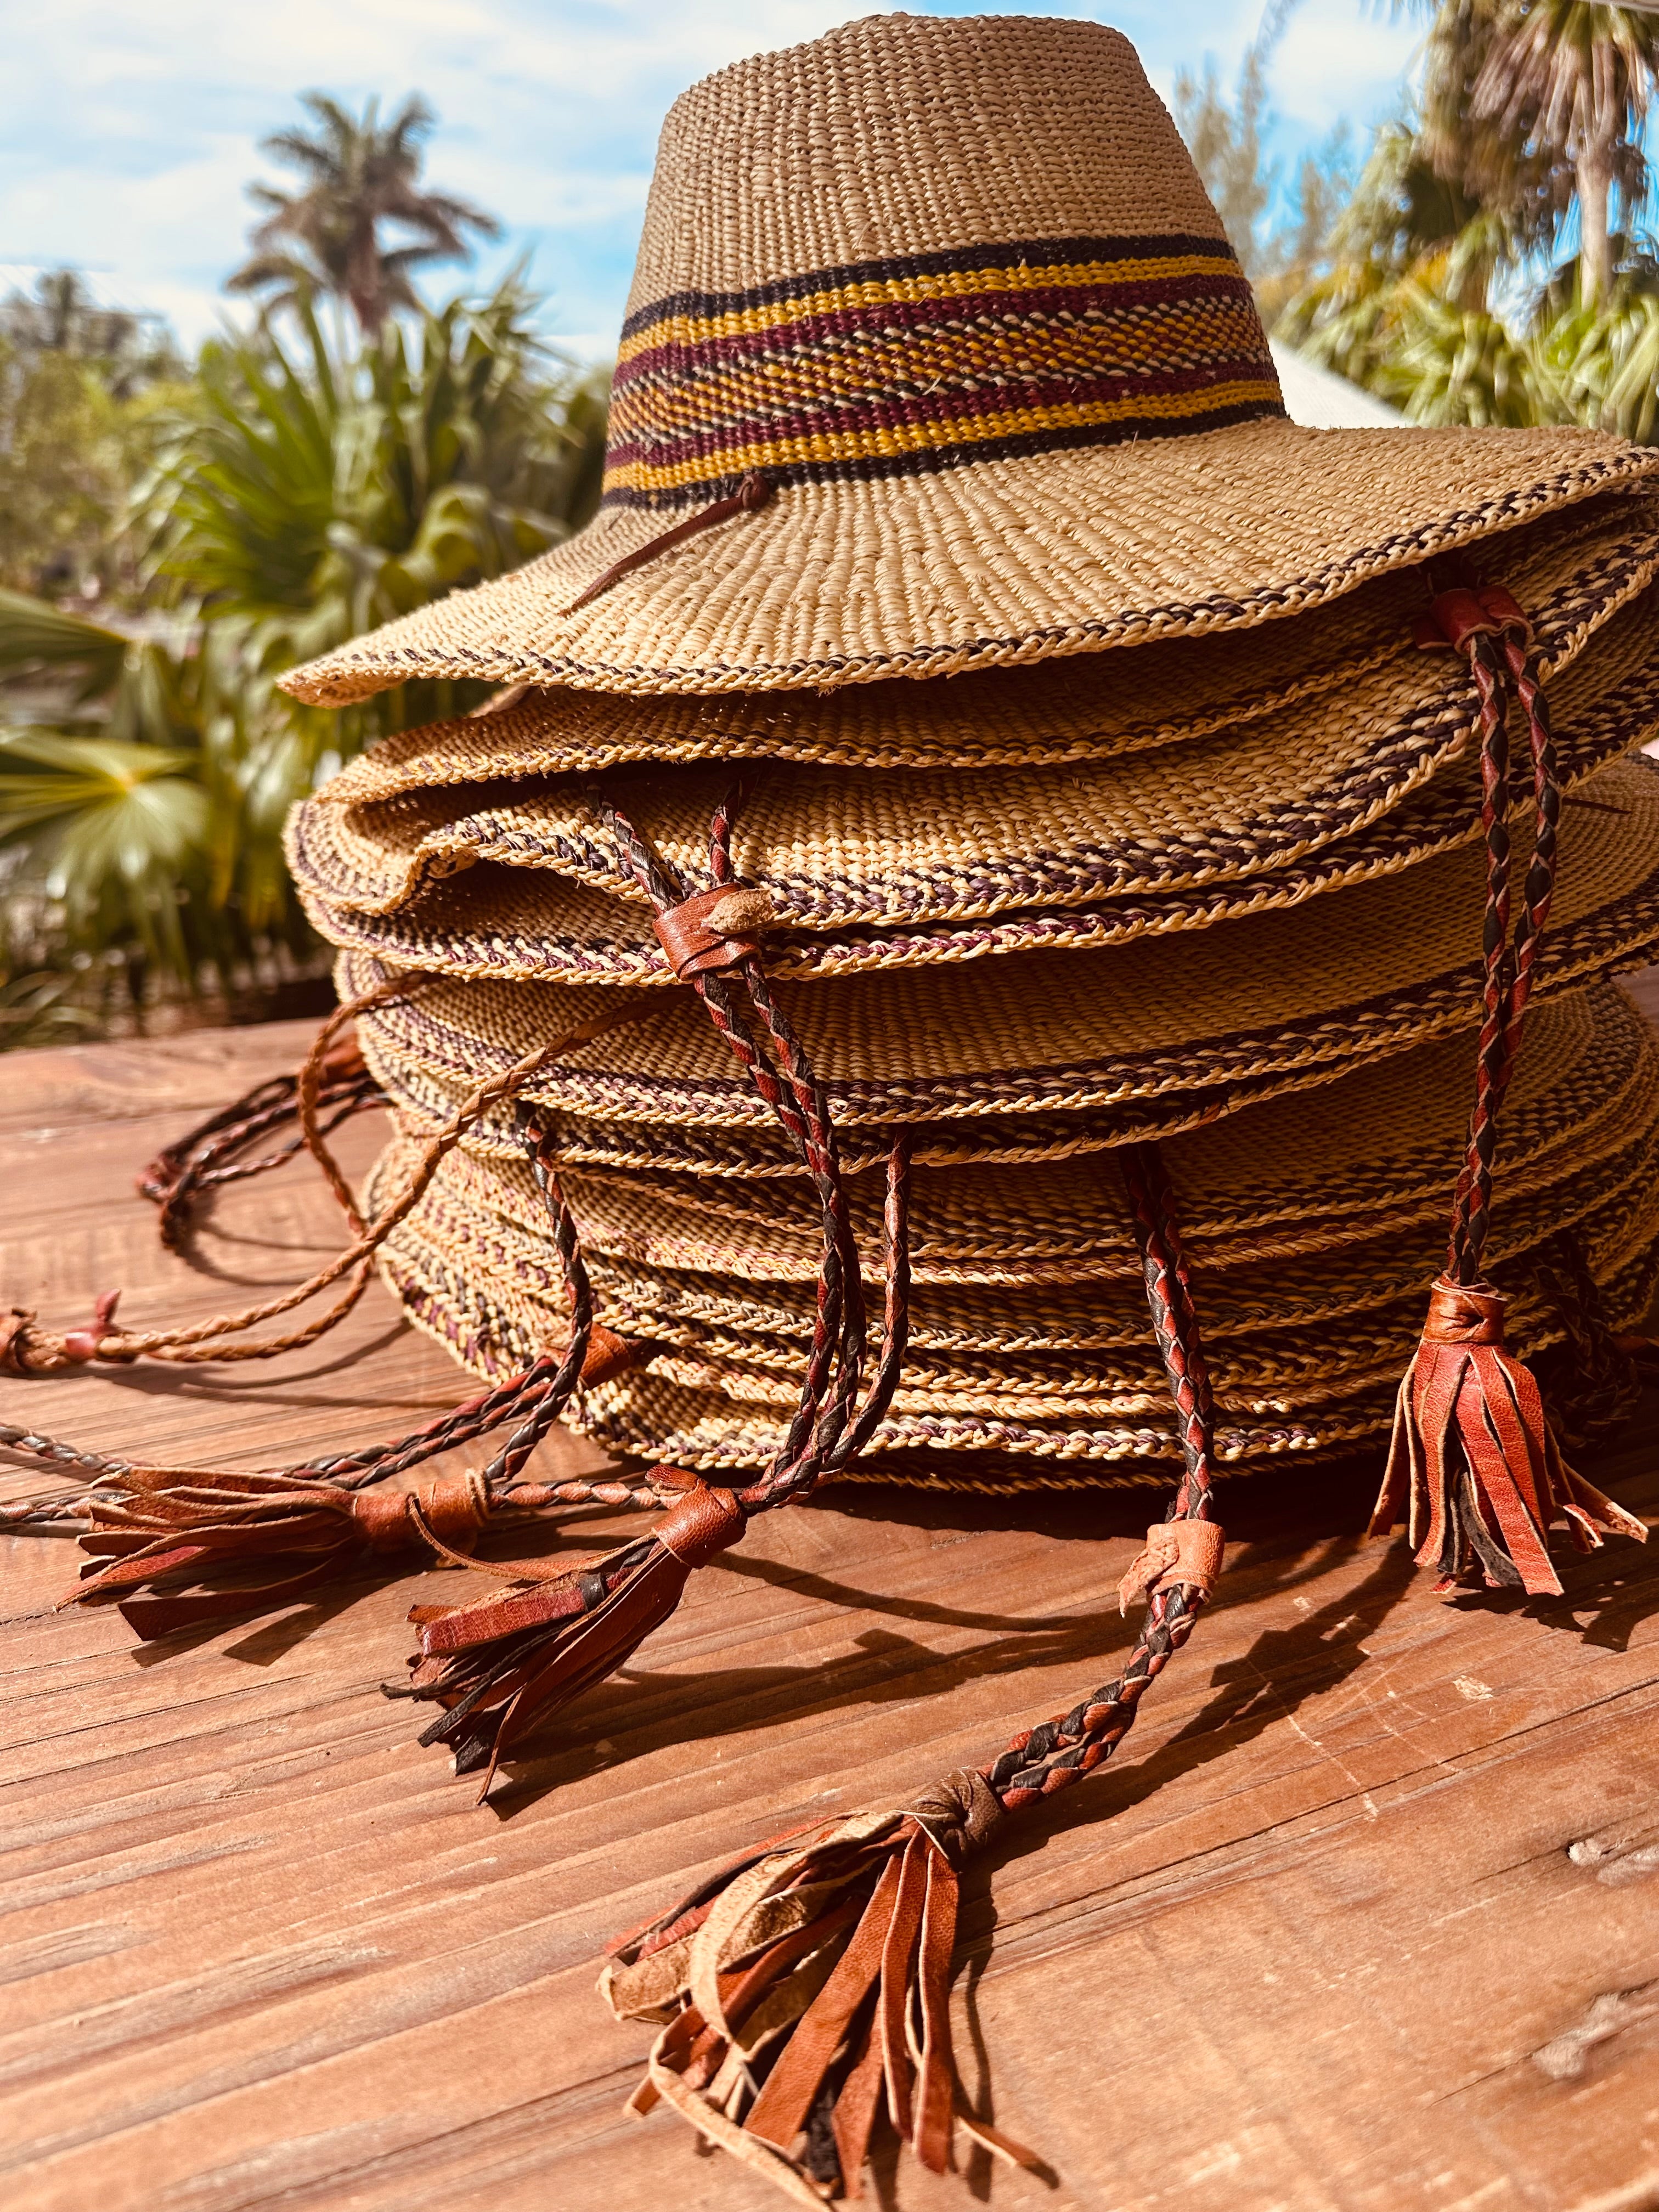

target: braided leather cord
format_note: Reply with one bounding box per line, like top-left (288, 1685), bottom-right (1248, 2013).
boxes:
top-left (1444, 630), bottom-right (1514, 1282)
top-left (1441, 592), bottom-right (1561, 1285)
top-left (142, 1067), bottom-right (387, 1251)
top-left (979, 1139), bottom-right (1214, 1810)
top-left (702, 774), bottom-right (871, 1483)
top-left (1528, 1227), bottom-right (1644, 1451)
top-left (585, 780), bottom-right (876, 1509)
top-left (1, 1040), bottom-right (612, 1520)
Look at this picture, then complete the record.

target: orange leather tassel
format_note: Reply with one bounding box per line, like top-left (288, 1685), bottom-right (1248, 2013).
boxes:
top-left (401, 1471), bottom-right (744, 1797)
top-left (1369, 1279), bottom-right (1647, 1595)
top-left (601, 1777), bottom-right (1037, 2205)
top-left (64, 1469), bottom-right (487, 1638)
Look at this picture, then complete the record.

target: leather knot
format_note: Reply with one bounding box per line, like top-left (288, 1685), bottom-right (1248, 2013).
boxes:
top-left (0, 1308), bottom-right (41, 1375)
top-left (898, 1766), bottom-right (1005, 1867)
top-left (62, 1290), bottom-right (137, 1365)
top-left (1413, 582), bottom-right (1533, 656)
top-left (653, 1476), bottom-right (744, 1568)
top-left (653, 885), bottom-right (775, 981)
top-left (1421, 1276), bottom-right (1507, 1347)
top-left (579, 1323), bottom-right (634, 1387)
top-left (351, 1472), bottom-right (489, 1555)
top-left (1116, 1516), bottom-right (1226, 1615)
top-left (318, 1033), bottom-right (366, 1082)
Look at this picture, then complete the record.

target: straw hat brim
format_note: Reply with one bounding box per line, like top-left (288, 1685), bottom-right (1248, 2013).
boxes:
top-left (370, 1211), bottom-right (1659, 1482)
top-left (386, 983), bottom-right (1652, 1286)
top-left (288, 584), bottom-right (1659, 951)
top-left (279, 426), bottom-right (1659, 702)
top-left (379, 1156), bottom-right (1657, 1369)
top-left (346, 753), bottom-right (1659, 1129)
top-left (306, 487), bottom-right (1659, 791)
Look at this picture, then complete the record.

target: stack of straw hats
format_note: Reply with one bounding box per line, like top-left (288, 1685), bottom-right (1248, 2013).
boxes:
top-left (260, 15), bottom-right (1659, 2195)
top-left (281, 9), bottom-right (1659, 1514)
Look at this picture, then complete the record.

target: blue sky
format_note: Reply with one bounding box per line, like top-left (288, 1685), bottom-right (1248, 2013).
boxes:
top-left (0, 2), bottom-right (1423, 360)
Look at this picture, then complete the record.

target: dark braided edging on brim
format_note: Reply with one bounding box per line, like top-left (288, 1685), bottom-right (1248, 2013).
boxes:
top-left (298, 694), bottom-right (1659, 991)
top-left (358, 1032), bottom-right (1497, 1177)
top-left (343, 868), bottom-right (1659, 1130)
top-left (287, 448), bottom-right (1659, 699)
top-left (355, 981), bottom-right (1655, 1230)
top-left (284, 552), bottom-right (1659, 929)
top-left (371, 1197), bottom-right (1433, 1414)
top-left (396, 1115), bottom-right (1659, 1297)
top-left (375, 1160), bottom-right (1641, 1368)
top-left (367, 1167), bottom-right (1659, 1442)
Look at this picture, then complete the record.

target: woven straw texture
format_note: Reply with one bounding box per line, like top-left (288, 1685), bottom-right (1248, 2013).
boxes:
top-left (278, 16), bottom-right (1659, 703)
top-left (309, 488), bottom-right (1659, 792)
top-left (346, 974), bottom-right (1659, 1485)
top-left (366, 1146), bottom-right (1659, 1483)
top-left (369, 981), bottom-right (1654, 1282)
top-left (289, 584), bottom-right (1659, 969)
top-left (342, 752), bottom-right (1659, 1132)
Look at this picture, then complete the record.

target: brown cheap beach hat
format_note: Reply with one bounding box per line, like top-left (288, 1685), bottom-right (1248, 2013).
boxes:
top-left (285, 544), bottom-right (1659, 949)
top-left (305, 483), bottom-right (1659, 791)
top-left (278, 13), bottom-right (1659, 703)
top-left (332, 750), bottom-right (1659, 1146)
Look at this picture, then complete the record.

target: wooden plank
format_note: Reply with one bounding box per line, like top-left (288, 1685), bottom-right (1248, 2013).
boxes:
top-left (2, 1007), bottom-right (1657, 2212)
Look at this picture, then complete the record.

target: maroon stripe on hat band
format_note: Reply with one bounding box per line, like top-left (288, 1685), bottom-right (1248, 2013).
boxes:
top-left (600, 233), bottom-right (1285, 509)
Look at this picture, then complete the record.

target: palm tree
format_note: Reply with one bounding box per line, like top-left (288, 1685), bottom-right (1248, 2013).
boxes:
top-left (227, 94), bottom-right (501, 337)
top-left (1414, 3), bottom-right (1659, 307)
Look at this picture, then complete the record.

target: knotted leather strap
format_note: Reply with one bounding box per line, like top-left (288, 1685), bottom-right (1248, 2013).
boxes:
top-left (1116, 1517), bottom-right (1227, 1615)
top-left (654, 1480), bottom-right (745, 1567)
top-left (897, 1767), bottom-right (1006, 1868)
top-left (1420, 1277), bottom-right (1506, 1347)
top-left (653, 885), bottom-right (776, 980)
top-left (350, 1471), bottom-right (489, 1554)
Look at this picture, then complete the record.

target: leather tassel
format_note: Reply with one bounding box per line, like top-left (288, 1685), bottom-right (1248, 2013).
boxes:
top-left (600, 1771), bottom-right (1037, 2207)
top-left (399, 1470), bottom-right (745, 1797)
top-left (1369, 1279), bottom-right (1647, 1595)
top-left (63, 1470), bottom-right (488, 1638)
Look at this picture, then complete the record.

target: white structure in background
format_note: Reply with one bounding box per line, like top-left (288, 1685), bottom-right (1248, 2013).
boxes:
top-left (1268, 338), bottom-right (1403, 428)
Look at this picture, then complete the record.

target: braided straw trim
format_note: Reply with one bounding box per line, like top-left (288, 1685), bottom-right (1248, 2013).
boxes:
top-left (371, 1153), bottom-right (1654, 1382)
top-left (297, 488), bottom-right (1659, 799)
top-left (336, 766), bottom-right (1659, 1135)
top-left (373, 1091), bottom-right (1659, 1334)
top-left (365, 986), bottom-right (1655, 1275)
top-left (351, 978), bottom-right (1644, 1185)
top-left (287, 546), bottom-right (1659, 929)
top-left (290, 645), bottom-right (1659, 987)
top-left (410, 1114), bottom-right (1659, 1293)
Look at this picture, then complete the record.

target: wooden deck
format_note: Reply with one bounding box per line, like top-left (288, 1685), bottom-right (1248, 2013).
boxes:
top-left (4, 1007), bottom-right (1658, 2212)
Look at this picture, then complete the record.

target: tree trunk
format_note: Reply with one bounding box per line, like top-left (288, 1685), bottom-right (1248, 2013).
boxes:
top-left (1577, 134), bottom-right (1615, 308)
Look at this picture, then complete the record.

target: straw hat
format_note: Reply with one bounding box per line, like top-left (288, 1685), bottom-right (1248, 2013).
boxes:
top-left (307, 487), bottom-right (1659, 794)
top-left (338, 752), bottom-right (1659, 1136)
top-left (291, 597), bottom-right (1659, 983)
top-left (349, 975), bottom-right (1659, 1481)
top-left (278, 15), bottom-right (1659, 707)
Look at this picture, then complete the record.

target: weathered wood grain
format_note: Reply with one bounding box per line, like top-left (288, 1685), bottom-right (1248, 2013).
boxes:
top-left (2, 1006), bottom-right (1657, 2212)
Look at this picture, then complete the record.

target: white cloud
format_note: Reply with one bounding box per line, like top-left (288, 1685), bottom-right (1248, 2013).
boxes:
top-left (1, 1), bottom-right (1419, 351)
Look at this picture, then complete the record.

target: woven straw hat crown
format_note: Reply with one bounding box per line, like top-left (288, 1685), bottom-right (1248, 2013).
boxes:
top-left (603, 10), bottom-right (1280, 509)
top-left (281, 12), bottom-right (1651, 702)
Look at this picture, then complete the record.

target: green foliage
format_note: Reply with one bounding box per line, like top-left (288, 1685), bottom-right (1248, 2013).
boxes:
top-left (1411, 1), bottom-right (1659, 306)
top-left (0, 345), bottom-right (125, 595)
top-left (0, 276), bottom-right (608, 1035)
top-left (0, 270), bottom-right (191, 596)
top-left (137, 274), bottom-right (606, 766)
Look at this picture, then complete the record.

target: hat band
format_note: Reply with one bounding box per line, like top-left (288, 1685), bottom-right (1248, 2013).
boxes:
top-left (602, 232), bottom-right (1284, 509)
